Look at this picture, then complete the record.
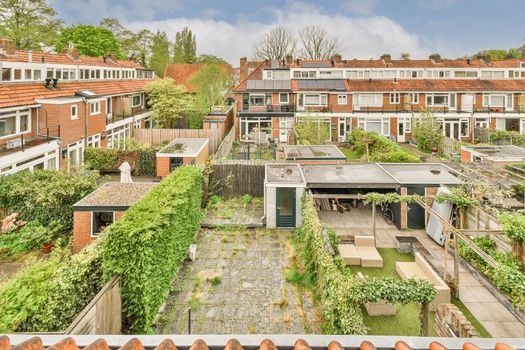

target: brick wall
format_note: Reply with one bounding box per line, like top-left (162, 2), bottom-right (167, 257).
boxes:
top-left (156, 157), bottom-right (170, 177)
top-left (73, 211), bottom-right (91, 253)
top-left (434, 303), bottom-right (479, 337)
top-left (400, 187), bottom-right (407, 229)
top-left (460, 149), bottom-right (472, 163)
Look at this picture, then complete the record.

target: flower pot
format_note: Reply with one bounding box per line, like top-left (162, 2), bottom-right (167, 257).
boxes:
top-left (431, 146), bottom-right (438, 154)
top-left (42, 242), bottom-right (54, 254)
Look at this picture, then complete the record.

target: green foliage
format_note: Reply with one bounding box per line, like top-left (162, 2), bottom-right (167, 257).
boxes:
top-left (363, 192), bottom-right (421, 205)
top-left (189, 64), bottom-right (233, 111)
top-left (0, 244), bottom-right (103, 332)
top-left (0, 0), bottom-right (63, 50)
top-left (354, 277), bottom-right (435, 305)
top-left (144, 78), bottom-right (193, 128)
top-left (458, 235), bottom-right (525, 308)
top-left (435, 188), bottom-right (478, 209)
top-left (149, 30), bottom-right (171, 77)
top-left (172, 26), bottom-right (197, 64)
top-left (84, 147), bottom-right (119, 170)
top-left (412, 111), bottom-right (443, 153)
top-left (475, 49), bottom-right (522, 60)
top-left (0, 169), bottom-right (98, 235)
top-left (348, 128), bottom-right (420, 163)
top-left (489, 130), bottom-right (525, 147)
top-left (498, 211), bottom-right (525, 243)
top-left (196, 54), bottom-right (228, 65)
top-left (0, 221), bottom-right (63, 256)
top-left (102, 166), bottom-right (204, 332)
top-left (296, 119), bottom-right (330, 145)
top-left (56, 25), bottom-right (124, 58)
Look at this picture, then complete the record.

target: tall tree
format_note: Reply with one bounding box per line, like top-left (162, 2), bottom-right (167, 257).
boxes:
top-left (172, 26), bottom-right (197, 63)
top-left (0, 0), bottom-right (63, 50)
top-left (299, 26), bottom-right (341, 60)
top-left (149, 30), bottom-right (171, 77)
top-left (190, 64), bottom-right (233, 110)
top-left (253, 26), bottom-right (297, 60)
top-left (56, 25), bottom-right (123, 58)
top-left (144, 78), bottom-right (193, 128)
top-left (195, 54), bottom-right (228, 65)
top-left (133, 29), bottom-right (153, 67)
top-left (99, 18), bottom-right (134, 56)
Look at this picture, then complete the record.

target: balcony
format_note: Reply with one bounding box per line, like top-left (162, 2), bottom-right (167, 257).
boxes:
top-left (106, 107), bottom-right (150, 125)
top-left (0, 130), bottom-right (60, 158)
top-left (239, 104), bottom-right (296, 116)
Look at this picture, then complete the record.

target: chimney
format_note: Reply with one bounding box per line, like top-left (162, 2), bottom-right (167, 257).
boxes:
top-left (429, 53), bottom-right (442, 63)
top-left (28, 50), bottom-right (33, 63)
top-left (296, 58), bottom-right (302, 66)
top-left (128, 54), bottom-right (136, 63)
top-left (380, 54), bottom-right (392, 64)
top-left (0, 38), bottom-right (16, 56)
top-left (240, 57), bottom-right (248, 81)
top-left (61, 46), bottom-right (80, 60)
top-left (285, 54), bottom-right (293, 65)
top-left (104, 52), bottom-right (118, 63)
top-left (332, 54), bottom-right (342, 64)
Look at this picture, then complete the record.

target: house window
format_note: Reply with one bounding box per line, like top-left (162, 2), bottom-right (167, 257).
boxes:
top-left (92, 211), bottom-right (114, 237)
top-left (337, 94), bottom-right (347, 105)
top-left (249, 94), bottom-right (265, 106)
top-left (71, 104), bottom-right (78, 120)
top-left (87, 134), bottom-right (101, 148)
top-left (24, 69), bottom-right (32, 80)
top-left (357, 117), bottom-right (390, 136)
top-left (357, 94), bottom-right (382, 107)
top-left (0, 110), bottom-right (30, 138)
top-left (13, 69), bottom-right (22, 80)
top-left (106, 97), bottom-right (112, 114)
top-left (303, 94), bottom-right (327, 106)
top-left (90, 101), bottom-right (100, 115)
top-left (2, 68), bottom-right (11, 81)
top-left (279, 93), bottom-right (289, 104)
top-left (483, 95), bottom-right (506, 107)
top-left (410, 93), bottom-right (419, 104)
top-left (265, 71), bottom-right (272, 79)
top-left (426, 94), bottom-right (449, 106)
top-left (132, 95), bottom-right (142, 107)
top-left (390, 93), bottom-right (400, 104)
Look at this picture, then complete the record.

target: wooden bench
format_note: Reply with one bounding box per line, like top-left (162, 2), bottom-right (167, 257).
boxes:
top-left (338, 236), bottom-right (383, 268)
top-left (396, 252), bottom-right (450, 311)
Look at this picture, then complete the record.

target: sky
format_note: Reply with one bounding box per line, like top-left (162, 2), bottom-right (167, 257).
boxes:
top-left (49, 0), bottom-right (525, 65)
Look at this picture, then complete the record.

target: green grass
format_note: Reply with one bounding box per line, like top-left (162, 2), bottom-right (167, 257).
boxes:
top-left (338, 147), bottom-right (361, 161)
top-left (346, 248), bottom-right (490, 337)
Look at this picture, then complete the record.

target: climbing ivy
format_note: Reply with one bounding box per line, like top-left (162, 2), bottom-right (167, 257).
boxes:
top-left (498, 211), bottom-right (525, 244)
top-left (363, 192), bottom-right (422, 205)
top-left (435, 188), bottom-right (478, 209)
top-left (101, 166), bottom-right (204, 333)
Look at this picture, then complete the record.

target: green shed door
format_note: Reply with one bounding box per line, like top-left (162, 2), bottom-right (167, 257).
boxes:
top-left (276, 187), bottom-right (296, 228)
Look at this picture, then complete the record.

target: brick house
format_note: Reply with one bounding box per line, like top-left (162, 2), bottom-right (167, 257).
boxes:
top-left (233, 54), bottom-right (525, 144)
top-left (155, 138), bottom-right (209, 177)
top-left (0, 38), bottom-right (155, 175)
top-left (72, 182), bottom-right (156, 252)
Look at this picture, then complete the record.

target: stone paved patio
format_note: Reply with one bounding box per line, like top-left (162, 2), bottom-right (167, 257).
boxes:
top-left (156, 228), bottom-right (318, 334)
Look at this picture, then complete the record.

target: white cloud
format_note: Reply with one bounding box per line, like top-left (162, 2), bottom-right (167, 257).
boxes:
top-left (124, 2), bottom-right (454, 65)
top-left (340, 0), bottom-right (379, 16)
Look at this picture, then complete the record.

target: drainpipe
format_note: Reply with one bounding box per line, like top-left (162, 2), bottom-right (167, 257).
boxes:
top-left (83, 97), bottom-right (88, 148)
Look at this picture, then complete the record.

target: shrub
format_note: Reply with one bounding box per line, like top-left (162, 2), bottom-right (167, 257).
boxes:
top-left (347, 129), bottom-right (420, 163)
top-left (0, 169), bottom-right (98, 235)
top-left (0, 221), bottom-right (63, 257)
top-left (102, 166), bottom-right (204, 332)
top-left (412, 111), bottom-right (443, 153)
top-left (296, 118), bottom-right (330, 145)
top-left (84, 147), bottom-right (118, 170)
top-left (498, 211), bottom-right (525, 244)
top-left (84, 143), bottom-right (159, 176)
top-left (0, 244), bottom-right (103, 332)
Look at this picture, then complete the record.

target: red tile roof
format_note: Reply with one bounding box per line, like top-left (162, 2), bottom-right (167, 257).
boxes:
top-left (0, 50), bottom-right (146, 69)
top-left (346, 79), bottom-right (525, 92)
top-left (164, 63), bottom-right (232, 92)
top-left (0, 336), bottom-right (518, 350)
top-left (0, 79), bottom-right (154, 108)
top-left (232, 61), bottom-right (266, 92)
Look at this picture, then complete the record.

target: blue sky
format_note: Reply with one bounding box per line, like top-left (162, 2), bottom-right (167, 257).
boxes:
top-left (50, 0), bottom-right (525, 64)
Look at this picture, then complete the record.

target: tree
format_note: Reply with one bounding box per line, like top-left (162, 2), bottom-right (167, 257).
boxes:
top-left (299, 26), bottom-right (341, 60)
top-left (0, 0), bottom-right (63, 50)
top-left (195, 54), bottom-right (228, 65)
top-left (149, 30), bottom-right (171, 77)
top-left (295, 118), bottom-right (330, 144)
top-left (144, 78), bottom-right (193, 128)
top-left (412, 110), bottom-right (443, 153)
top-left (253, 26), bottom-right (297, 60)
top-left (99, 18), bottom-right (135, 57)
top-left (173, 26), bottom-right (196, 63)
top-left (56, 25), bottom-right (123, 58)
top-left (133, 29), bottom-right (153, 66)
top-left (189, 64), bottom-right (233, 110)
top-left (401, 52), bottom-right (410, 60)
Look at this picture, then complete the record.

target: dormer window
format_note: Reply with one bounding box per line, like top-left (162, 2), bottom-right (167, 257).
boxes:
top-left (520, 62), bottom-right (525, 68)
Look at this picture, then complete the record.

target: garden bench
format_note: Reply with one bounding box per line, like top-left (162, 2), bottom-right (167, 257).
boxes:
top-left (338, 236), bottom-right (383, 267)
top-left (396, 252), bottom-right (450, 311)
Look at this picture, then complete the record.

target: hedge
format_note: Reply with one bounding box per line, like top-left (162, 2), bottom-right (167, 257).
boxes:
top-left (84, 144), bottom-right (159, 176)
top-left (0, 243), bottom-right (104, 332)
top-left (348, 129), bottom-right (421, 163)
top-left (298, 195), bottom-right (435, 334)
top-left (101, 166), bottom-right (204, 333)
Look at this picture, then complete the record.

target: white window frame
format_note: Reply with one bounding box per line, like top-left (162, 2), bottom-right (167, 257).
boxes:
top-left (71, 104), bottom-right (78, 120)
top-left (337, 94), bottom-right (348, 105)
top-left (357, 117), bottom-right (390, 136)
top-left (87, 133), bottom-right (101, 148)
top-left (91, 211), bottom-right (115, 237)
top-left (90, 101), bottom-right (101, 115)
top-left (426, 93), bottom-right (449, 107)
top-left (482, 94), bottom-right (506, 108)
top-left (302, 94), bottom-right (328, 106)
top-left (132, 94), bottom-right (142, 108)
top-left (0, 109), bottom-right (31, 140)
top-left (356, 94), bottom-right (382, 108)
top-left (279, 93), bottom-right (289, 104)
top-left (410, 93), bottom-right (419, 104)
top-left (390, 93), bottom-right (400, 104)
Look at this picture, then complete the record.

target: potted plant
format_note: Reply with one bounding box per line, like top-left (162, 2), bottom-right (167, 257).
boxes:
top-left (33, 221), bottom-right (62, 254)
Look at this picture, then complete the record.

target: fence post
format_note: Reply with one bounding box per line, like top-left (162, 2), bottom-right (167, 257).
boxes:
top-left (421, 302), bottom-right (430, 336)
top-left (188, 307), bottom-right (191, 334)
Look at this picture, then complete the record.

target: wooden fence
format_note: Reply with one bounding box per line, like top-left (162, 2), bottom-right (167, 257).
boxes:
top-left (209, 160), bottom-right (268, 197)
top-left (442, 136), bottom-right (461, 159)
top-left (65, 276), bottom-right (121, 335)
top-left (214, 126), bottom-right (235, 160)
top-left (134, 127), bottom-right (225, 155)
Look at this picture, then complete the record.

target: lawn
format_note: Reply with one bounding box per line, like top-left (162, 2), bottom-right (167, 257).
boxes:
top-left (338, 147), bottom-right (362, 161)
top-left (346, 248), bottom-right (490, 337)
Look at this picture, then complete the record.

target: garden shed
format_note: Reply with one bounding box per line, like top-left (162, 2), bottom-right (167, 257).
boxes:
top-left (264, 163), bottom-right (463, 230)
top-left (460, 145), bottom-right (525, 165)
top-left (72, 182), bottom-right (157, 252)
top-left (156, 138), bottom-right (209, 177)
top-left (264, 164), bottom-right (306, 228)
top-left (283, 145), bottom-right (347, 164)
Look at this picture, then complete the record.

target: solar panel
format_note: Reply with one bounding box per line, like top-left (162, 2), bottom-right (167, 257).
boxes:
top-left (302, 62), bottom-right (332, 68)
top-left (246, 80), bottom-right (291, 90)
top-left (296, 79), bottom-right (346, 91)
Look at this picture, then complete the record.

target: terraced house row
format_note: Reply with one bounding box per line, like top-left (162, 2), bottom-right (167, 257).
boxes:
top-left (234, 54), bottom-right (525, 143)
top-left (0, 38), bottom-right (155, 175)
